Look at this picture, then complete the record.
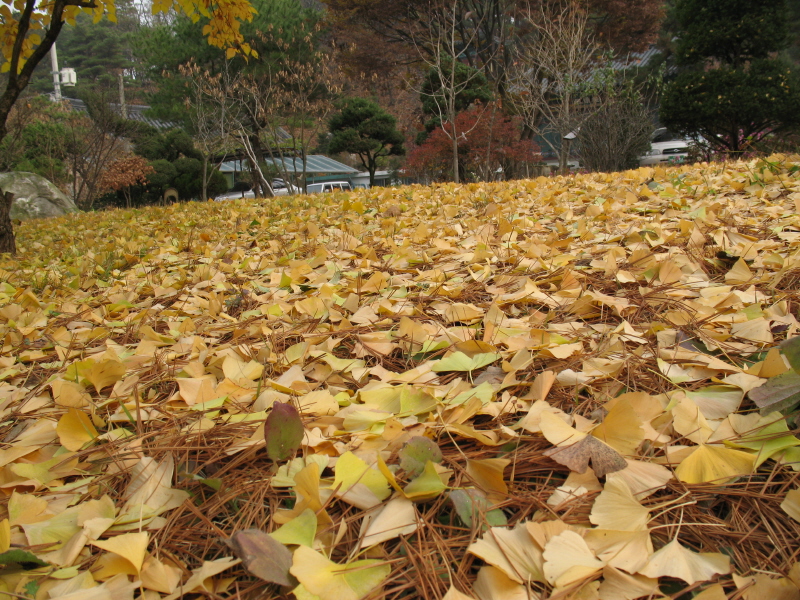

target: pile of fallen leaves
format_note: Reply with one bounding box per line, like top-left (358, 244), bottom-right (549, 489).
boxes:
top-left (1, 155), bottom-right (800, 600)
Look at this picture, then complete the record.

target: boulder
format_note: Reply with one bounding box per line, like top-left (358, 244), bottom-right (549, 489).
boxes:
top-left (0, 172), bottom-right (78, 220)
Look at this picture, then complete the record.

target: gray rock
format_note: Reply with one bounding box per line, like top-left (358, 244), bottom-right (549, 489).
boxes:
top-left (0, 172), bottom-right (78, 220)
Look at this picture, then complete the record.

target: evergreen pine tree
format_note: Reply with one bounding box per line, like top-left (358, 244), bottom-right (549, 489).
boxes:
top-left (660, 0), bottom-right (800, 154)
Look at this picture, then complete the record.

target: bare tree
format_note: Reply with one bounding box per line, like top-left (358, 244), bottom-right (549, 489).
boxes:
top-left (65, 94), bottom-right (130, 210)
top-left (413, 0), bottom-right (495, 183)
top-left (578, 68), bottom-right (655, 172)
top-left (182, 62), bottom-right (240, 201)
top-left (232, 27), bottom-right (341, 194)
top-left (508, 1), bottom-right (599, 173)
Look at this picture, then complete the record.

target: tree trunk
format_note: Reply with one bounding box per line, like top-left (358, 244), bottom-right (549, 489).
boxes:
top-left (201, 157), bottom-right (208, 202)
top-left (0, 191), bottom-right (16, 255)
top-left (452, 121), bottom-right (460, 184)
top-left (368, 157), bottom-right (375, 187)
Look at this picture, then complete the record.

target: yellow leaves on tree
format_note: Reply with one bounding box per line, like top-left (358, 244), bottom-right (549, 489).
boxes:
top-left (0, 0), bottom-right (256, 76)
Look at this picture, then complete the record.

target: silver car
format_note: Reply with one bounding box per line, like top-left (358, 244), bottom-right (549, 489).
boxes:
top-left (639, 128), bottom-right (692, 166)
top-left (214, 180), bottom-right (298, 201)
top-left (305, 181), bottom-right (352, 194)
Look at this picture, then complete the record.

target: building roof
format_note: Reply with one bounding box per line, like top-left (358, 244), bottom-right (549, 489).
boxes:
top-left (218, 160), bottom-right (247, 173)
top-left (63, 97), bottom-right (177, 130)
top-left (263, 155), bottom-right (359, 175)
top-left (609, 46), bottom-right (662, 71)
top-left (219, 156), bottom-right (360, 176)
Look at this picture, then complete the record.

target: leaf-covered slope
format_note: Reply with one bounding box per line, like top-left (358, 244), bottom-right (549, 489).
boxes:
top-left (2, 156), bottom-right (800, 599)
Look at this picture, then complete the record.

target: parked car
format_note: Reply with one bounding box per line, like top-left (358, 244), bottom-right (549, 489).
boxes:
top-left (272, 179), bottom-right (299, 196)
top-left (639, 128), bottom-right (692, 166)
top-left (306, 181), bottom-right (352, 194)
top-left (214, 180), bottom-right (298, 201)
top-left (214, 189), bottom-right (254, 202)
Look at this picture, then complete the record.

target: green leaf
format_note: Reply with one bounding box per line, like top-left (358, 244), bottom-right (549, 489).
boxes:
top-left (270, 508), bottom-right (317, 547)
top-left (449, 381), bottom-right (495, 406)
top-left (264, 403), bottom-right (304, 463)
top-left (748, 370), bottom-right (800, 415)
top-left (399, 436), bottom-right (442, 478)
top-left (24, 580), bottom-right (40, 597)
top-left (781, 336), bottom-right (800, 373)
top-left (403, 460), bottom-right (446, 501)
top-left (724, 412), bottom-right (800, 467)
top-left (449, 489), bottom-right (507, 528)
top-left (431, 352), bottom-right (500, 373)
top-left (0, 549), bottom-right (49, 568)
top-left (358, 386), bottom-right (437, 416)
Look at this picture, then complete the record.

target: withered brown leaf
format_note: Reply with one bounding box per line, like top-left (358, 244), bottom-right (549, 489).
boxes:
top-left (226, 528), bottom-right (295, 586)
top-left (544, 435), bottom-right (628, 477)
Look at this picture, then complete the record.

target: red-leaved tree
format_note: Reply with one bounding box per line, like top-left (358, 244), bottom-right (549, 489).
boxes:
top-left (406, 101), bottom-right (540, 182)
top-left (99, 155), bottom-right (155, 209)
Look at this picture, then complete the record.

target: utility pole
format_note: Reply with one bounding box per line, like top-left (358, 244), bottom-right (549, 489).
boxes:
top-left (118, 73), bottom-right (127, 119)
top-left (50, 43), bottom-right (62, 102)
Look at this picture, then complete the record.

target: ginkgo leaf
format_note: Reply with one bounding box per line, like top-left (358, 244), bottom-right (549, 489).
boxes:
top-left (597, 566), bottom-right (660, 600)
top-left (591, 398), bottom-right (645, 455)
top-left (605, 460), bottom-right (673, 499)
top-left (724, 412), bottom-right (800, 467)
top-left (472, 566), bottom-right (529, 600)
top-left (119, 455), bottom-right (190, 526)
top-left (444, 303), bottom-right (484, 323)
top-left (403, 460), bottom-right (447, 501)
top-left (547, 468), bottom-right (602, 507)
top-left (725, 258), bottom-right (753, 284)
top-left (685, 385), bottom-right (744, 420)
top-left (9, 139), bottom-right (800, 595)
top-left (57, 409), bottom-right (99, 451)
top-left (432, 352), bottom-right (500, 372)
top-left (140, 555), bottom-right (183, 594)
top-left (520, 400), bottom-right (573, 435)
top-left (539, 410), bottom-right (586, 446)
top-left (0, 519), bottom-right (10, 554)
top-left (674, 444), bottom-right (756, 484)
top-left (270, 508), bottom-right (317, 547)
top-left (466, 458), bottom-right (509, 504)
top-left (51, 379), bottom-right (93, 408)
top-left (584, 529), bottom-right (653, 573)
top-left (331, 452), bottom-right (391, 505)
top-left (671, 396), bottom-right (714, 444)
top-left (686, 583), bottom-right (727, 600)
top-left (467, 522), bottom-right (546, 584)
top-left (359, 496), bottom-right (417, 549)
top-left (781, 488), bottom-right (800, 522)
top-left (290, 545), bottom-right (390, 600)
top-left (84, 358), bottom-right (127, 393)
top-left (442, 586), bottom-right (477, 600)
top-left (359, 386), bottom-right (437, 415)
top-left (589, 477), bottom-right (650, 531)
top-left (222, 354), bottom-right (264, 381)
top-left (542, 530), bottom-right (605, 588)
top-left (92, 531), bottom-right (149, 573)
top-left (637, 539), bottom-right (730, 584)
top-left (733, 572), bottom-right (800, 600)
top-left (162, 557), bottom-right (241, 600)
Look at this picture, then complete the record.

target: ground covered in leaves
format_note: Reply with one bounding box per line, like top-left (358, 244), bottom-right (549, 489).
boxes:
top-left (2, 156), bottom-right (800, 600)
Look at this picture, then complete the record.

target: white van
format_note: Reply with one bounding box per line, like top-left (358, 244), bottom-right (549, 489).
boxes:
top-left (306, 181), bottom-right (352, 194)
